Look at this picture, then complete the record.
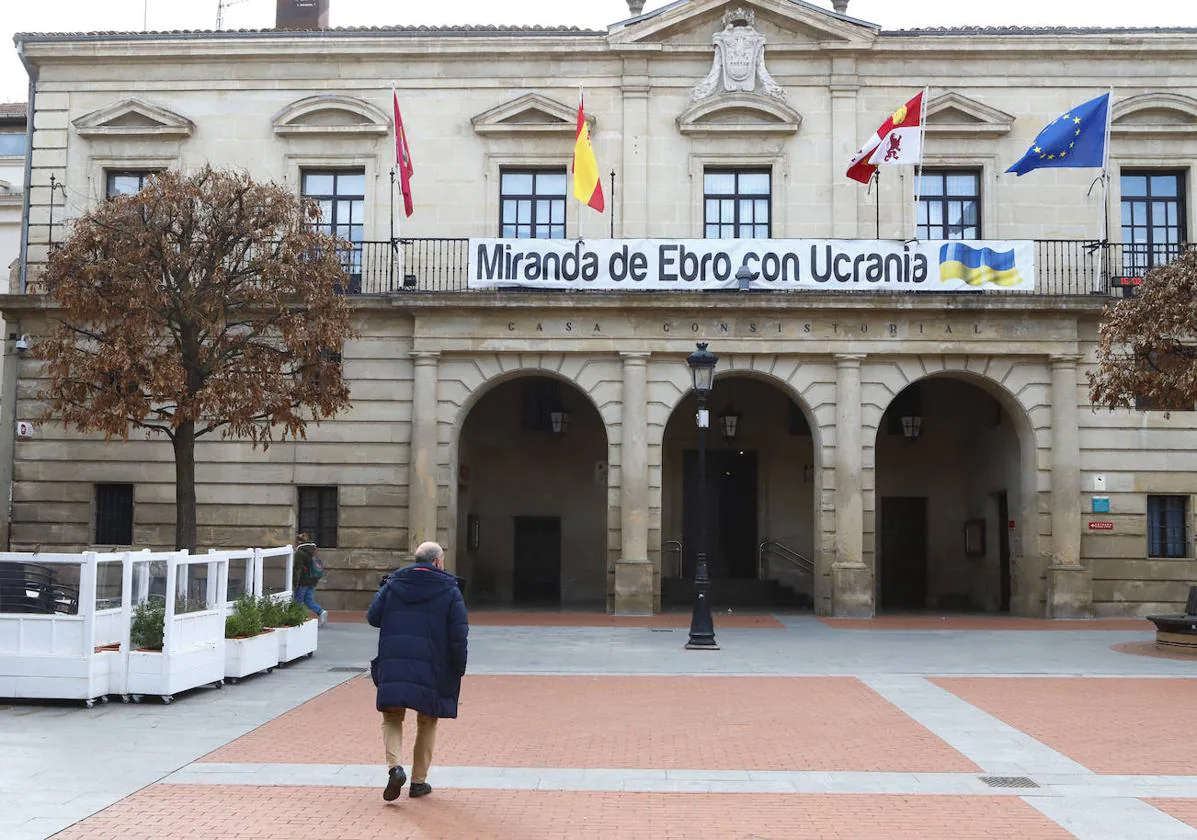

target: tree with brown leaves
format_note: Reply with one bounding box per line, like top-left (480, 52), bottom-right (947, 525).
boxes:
top-left (1089, 248), bottom-right (1197, 414)
top-left (36, 166), bottom-right (355, 551)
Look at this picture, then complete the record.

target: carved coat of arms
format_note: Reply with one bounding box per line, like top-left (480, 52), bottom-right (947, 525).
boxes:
top-left (690, 8), bottom-right (786, 103)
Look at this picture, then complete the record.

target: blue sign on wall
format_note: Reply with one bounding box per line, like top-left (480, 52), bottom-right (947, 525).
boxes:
top-left (1092, 496), bottom-right (1110, 513)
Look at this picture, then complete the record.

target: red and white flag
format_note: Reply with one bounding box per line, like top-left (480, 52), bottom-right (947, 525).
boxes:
top-left (846, 90), bottom-right (926, 184)
top-left (393, 88), bottom-right (414, 217)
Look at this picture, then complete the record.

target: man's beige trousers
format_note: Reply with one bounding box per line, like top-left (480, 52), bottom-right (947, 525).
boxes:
top-left (381, 708), bottom-right (439, 783)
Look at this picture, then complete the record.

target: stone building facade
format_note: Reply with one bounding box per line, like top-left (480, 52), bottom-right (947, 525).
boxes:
top-left (6, 0), bottom-right (1197, 616)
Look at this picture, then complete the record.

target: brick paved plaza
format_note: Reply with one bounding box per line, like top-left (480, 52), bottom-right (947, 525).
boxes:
top-left (5, 613), bottom-right (1197, 839)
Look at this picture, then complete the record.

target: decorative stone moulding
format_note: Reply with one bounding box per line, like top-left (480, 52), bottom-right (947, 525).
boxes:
top-left (676, 92), bottom-right (802, 137)
top-left (1110, 92), bottom-right (1197, 138)
top-left (272, 94), bottom-right (390, 137)
top-left (73, 98), bottom-right (195, 140)
top-left (689, 7), bottom-right (787, 104)
top-left (923, 92), bottom-right (1014, 139)
top-left (471, 93), bottom-right (590, 138)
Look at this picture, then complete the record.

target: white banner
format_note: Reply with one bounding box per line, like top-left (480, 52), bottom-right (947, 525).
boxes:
top-left (467, 239), bottom-right (1036, 292)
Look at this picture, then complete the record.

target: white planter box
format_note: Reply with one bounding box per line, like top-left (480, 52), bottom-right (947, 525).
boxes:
top-left (126, 642), bottom-right (225, 703)
top-left (274, 619), bottom-right (318, 663)
top-left (224, 629), bottom-right (279, 680)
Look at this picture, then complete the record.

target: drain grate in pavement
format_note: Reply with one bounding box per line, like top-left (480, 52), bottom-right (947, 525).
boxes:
top-left (327, 666), bottom-right (368, 673)
top-left (979, 776), bottom-right (1039, 789)
top-left (649, 628), bottom-right (674, 633)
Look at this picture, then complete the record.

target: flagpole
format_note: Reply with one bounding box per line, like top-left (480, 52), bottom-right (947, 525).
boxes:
top-left (610, 169), bottom-right (616, 238)
top-left (911, 86), bottom-right (929, 240)
top-left (1099, 87), bottom-right (1115, 293)
top-left (874, 169), bottom-right (880, 239)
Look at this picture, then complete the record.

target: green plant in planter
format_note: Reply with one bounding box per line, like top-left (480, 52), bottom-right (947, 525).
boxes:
top-left (279, 597), bottom-right (311, 627)
top-left (130, 600), bottom-right (165, 650)
top-left (225, 593), bottom-right (266, 639)
top-left (257, 595), bottom-right (284, 628)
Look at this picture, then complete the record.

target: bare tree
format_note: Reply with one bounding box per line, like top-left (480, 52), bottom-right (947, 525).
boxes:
top-left (1090, 249), bottom-right (1197, 413)
top-left (36, 166), bottom-right (354, 551)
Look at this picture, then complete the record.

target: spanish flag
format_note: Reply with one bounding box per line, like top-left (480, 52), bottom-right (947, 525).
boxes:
top-left (572, 92), bottom-right (604, 213)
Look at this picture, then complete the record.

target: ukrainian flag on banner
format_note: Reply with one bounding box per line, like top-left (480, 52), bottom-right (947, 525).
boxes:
top-left (938, 243), bottom-right (1023, 287)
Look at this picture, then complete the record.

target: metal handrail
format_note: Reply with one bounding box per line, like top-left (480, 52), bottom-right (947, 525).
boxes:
top-left (664, 539), bottom-right (683, 579)
top-left (758, 539), bottom-right (814, 581)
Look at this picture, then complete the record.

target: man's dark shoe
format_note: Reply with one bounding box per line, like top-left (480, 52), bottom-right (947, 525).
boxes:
top-left (383, 766), bottom-right (407, 801)
top-left (409, 782), bottom-right (433, 798)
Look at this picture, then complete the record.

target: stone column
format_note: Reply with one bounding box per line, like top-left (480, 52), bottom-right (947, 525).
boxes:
top-left (1046, 354), bottom-right (1091, 617)
top-left (832, 354), bottom-right (871, 616)
top-left (615, 352), bottom-right (653, 614)
top-left (408, 351), bottom-right (441, 554)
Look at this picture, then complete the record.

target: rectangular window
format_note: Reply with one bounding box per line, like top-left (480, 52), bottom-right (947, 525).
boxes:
top-left (1147, 495), bottom-right (1188, 558)
top-left (917, 170), bottom-right (981, 240)
top-left (95, 483), bottom-right (134, 545)
top-left (302, 169), bottom-right (365, 293)
top-left (1121, 170), bottom-right (1187, 278)
top-left (500, 169), bottom-right (566, 239)
top-left (298, 486), bottom-right (338, 548)
top-left (0, 131), bottom-right (26, 157)
top-left (704, 169), bottom-right (771, 239)
top-left (105, 170), bottom-right (157, 199)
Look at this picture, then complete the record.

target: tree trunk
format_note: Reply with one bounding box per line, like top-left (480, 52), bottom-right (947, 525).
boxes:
top-left (172, 423), bottom-right (198, 552)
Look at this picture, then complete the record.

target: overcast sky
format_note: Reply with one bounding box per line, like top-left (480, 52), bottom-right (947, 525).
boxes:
top-left (3, 0), bottom-right (1194, 104)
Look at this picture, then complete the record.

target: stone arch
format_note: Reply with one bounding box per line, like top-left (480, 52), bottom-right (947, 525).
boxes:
top-left (865, 356), bottom-right (1050, 615)
top-left (650, 353), bottom-right (835, 609)
top-left (438, 353), bottom-right (621, 602)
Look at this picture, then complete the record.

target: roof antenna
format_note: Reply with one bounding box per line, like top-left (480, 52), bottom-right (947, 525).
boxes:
top-left (216, 0), bottom-right (250, 31)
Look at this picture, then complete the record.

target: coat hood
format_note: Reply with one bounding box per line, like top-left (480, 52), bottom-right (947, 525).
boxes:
top-left (386, 562), bottom-right (458, 604)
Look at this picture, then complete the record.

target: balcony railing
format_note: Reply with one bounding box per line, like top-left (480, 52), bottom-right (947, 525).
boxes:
top-left (335, 239), bottom-right (1187, 297)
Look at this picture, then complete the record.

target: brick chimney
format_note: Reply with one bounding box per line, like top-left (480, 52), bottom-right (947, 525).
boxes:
top-left (276, 0), bottom-right (329, 30)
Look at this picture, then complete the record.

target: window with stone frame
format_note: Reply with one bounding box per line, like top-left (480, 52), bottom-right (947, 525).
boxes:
top-left (104, 170), bottom-right (160, 199)
top-left (703, 169), bottom-right (771, 239)
top-left (1121, 170), bottom-right (1187, 278)
top-left (95, 483), bottom-right (134, 545)
top-left (499, 169), bottom-right (566, 239)
top-left (917, 169), bottom-right (981, 240)
top-left (298, 486), bottom-right (339, 548)
top-left (1147, 494), bottom-right (1189, 558)
top-left (302, 169), bottom-right (365, 293)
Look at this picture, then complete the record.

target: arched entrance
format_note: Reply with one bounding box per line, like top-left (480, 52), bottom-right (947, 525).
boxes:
top-left (660, 375), bottom-right (818, 610)
top-left (455, 374), bottom-right (608, 606)
top-left (874, 375), bottom-right (1029, 613)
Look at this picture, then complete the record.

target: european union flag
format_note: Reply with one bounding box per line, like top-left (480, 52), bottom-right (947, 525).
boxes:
top-left (1006, 93), bottom-right (1110, 176)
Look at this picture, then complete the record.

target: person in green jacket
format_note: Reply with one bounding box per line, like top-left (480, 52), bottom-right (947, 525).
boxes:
top-left (293, 533), bottom-right (328, 627)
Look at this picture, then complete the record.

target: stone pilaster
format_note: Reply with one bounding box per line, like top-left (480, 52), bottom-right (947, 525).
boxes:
top-left (1046, 354), bottom-right (1091, 617)
top-left (615, 352), bottom-right (653, 614)
top-left (832, 353), bottom-right (871, 616)
top-left (408, 351), bottom-right (440, 555)
top-left (830, 62), bottom-right (859, 238)
top-left (621, 63), bottom-right (650, 238)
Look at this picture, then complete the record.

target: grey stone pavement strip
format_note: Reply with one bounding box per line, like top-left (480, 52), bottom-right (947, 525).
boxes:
top-left (1027, 797), bottom-right (1197, 840)
top-left (861, 675), bottom-right (1093, 776)
top-left (4, 618), bottom-right (1197, 840)
top-left (163, 762), bottom-right (1197, 799)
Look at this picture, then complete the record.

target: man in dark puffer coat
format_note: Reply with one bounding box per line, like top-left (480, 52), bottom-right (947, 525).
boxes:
top-left (368, 541), bottom-right (468, 802)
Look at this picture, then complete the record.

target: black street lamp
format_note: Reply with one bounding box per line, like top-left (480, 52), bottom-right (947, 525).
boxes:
top-left (685, 342), bottom-right (719, 650)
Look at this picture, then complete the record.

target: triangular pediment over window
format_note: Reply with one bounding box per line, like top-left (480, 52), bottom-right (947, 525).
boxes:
top-left (1111, 93), bottom-right (1197, 138)
top-left (471, 93), bottom-right (589, 137)
top-left (923, 93), bottom-right (1013, 138)
top-left (677, 93), bottom-right (801, 137)
top-left (73, 98), bottom-right (194, 139)
top-left (609, 0), bottom-right (877, 48)
top-left (272, 95), bottom-right (389, 137)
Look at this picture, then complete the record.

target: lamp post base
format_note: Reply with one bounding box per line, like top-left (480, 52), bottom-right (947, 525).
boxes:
top-left (685, 588), bottom-right (719, 650)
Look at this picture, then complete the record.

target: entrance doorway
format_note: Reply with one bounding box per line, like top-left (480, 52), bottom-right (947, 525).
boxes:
top-left (512, 516), bottom-right (561, 604)
top-left (879, 496), bottom-right (927, 610)
top-left (682, 450), bottom-right (758, 579)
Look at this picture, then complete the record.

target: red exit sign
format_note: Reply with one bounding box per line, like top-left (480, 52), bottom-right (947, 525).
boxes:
top-left (1088, 521), bottom-right (1114, 530)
